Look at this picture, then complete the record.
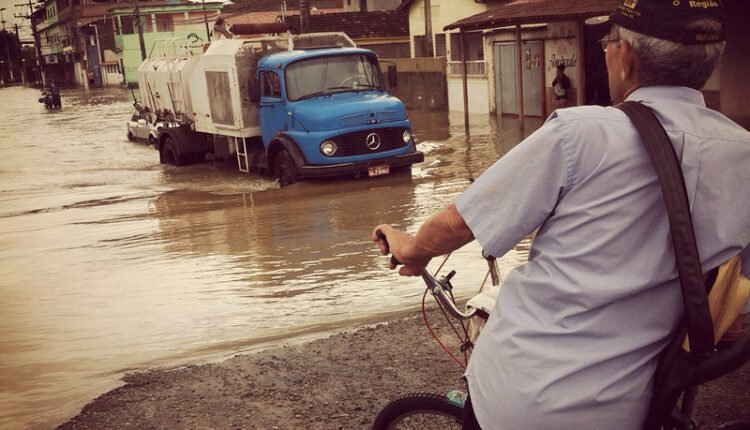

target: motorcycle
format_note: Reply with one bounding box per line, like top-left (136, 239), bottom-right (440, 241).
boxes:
top-left (38, 89), bottom-right (61, 109)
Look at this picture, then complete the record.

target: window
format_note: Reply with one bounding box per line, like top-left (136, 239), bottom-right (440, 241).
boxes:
top-left (155, 15), bottom-right (174, 32)
top-left (413, 35), bottom-right (427, 57)
top-left (260, 71), bottom-right (282, 99)
top-left (449, 32), bottom-right (484, 62)
top-left (435, 33), bottom-right (446, 57)
top-left (284, 54), bottom-right (382, 101)
top-left (120, 16), bottom-right (134, 35)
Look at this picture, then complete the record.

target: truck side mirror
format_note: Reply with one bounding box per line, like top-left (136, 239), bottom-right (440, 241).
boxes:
top-left (248, 78), bottom-right (260, 103)
top-left (388, 64), bottom-right (397, 89)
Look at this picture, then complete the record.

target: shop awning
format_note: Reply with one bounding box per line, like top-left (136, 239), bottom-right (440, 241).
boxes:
top-left (444, 0), bottom-right (619, 31)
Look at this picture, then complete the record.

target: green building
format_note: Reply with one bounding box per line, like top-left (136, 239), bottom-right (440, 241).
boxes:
top-left (109, 1), bottom-right (222, 85)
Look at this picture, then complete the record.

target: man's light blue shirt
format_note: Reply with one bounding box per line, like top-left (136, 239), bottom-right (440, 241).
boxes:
top-left (456, 86), bottom-right (750, 430)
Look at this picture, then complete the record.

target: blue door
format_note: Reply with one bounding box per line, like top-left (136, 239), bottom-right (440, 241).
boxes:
top-left (257, 70), bottom-right (287, 146)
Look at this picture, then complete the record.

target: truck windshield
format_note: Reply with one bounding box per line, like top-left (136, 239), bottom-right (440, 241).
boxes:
top-left (285, 54), bottom-right (382, 101)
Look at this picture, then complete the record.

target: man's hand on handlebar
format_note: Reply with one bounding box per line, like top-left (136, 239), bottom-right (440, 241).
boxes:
top-left (372, 225), bottom-right (430, 276)
top-left (373, 204), bottom-right (475, 276)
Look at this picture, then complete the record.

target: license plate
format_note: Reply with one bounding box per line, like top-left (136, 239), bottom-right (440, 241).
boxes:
top-left (368, 165), bottom-right (390, 177)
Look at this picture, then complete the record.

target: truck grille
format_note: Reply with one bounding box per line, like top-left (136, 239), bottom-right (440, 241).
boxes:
top-left (340, 110), bottom-right (402, 127)
top-left (332, 127), bottom-right (408, 157)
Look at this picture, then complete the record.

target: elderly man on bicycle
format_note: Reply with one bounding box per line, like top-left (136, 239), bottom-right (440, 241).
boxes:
top-left (374, 0), bottom-right (750, 429)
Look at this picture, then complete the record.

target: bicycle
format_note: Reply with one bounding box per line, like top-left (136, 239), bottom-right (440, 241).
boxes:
top-left (371, 233), bottom-right (750, 430)
top-left (371, 232), bottom-right (497, 430)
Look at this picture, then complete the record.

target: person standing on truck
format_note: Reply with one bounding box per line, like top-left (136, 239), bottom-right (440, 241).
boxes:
top-left (373, 0), bottom-right (750, 429)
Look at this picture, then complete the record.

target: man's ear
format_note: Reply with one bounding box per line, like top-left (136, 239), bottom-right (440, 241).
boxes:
top-left (619, 40), bottom-right (639, 81)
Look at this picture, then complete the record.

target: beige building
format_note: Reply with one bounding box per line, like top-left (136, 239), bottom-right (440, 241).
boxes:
top-left (399, 0), bottom-right (749, 131)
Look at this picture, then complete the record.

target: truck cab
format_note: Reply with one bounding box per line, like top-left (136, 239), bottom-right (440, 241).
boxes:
top-left (142, 32), bottom-right (422, 186)
top-left (250, 47), bottom-right (423, 185)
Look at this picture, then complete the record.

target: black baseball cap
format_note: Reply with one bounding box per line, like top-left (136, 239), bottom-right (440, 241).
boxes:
top-left (607, 0), bottom-right (725, 45)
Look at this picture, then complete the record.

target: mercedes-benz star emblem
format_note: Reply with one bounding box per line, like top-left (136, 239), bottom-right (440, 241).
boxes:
top-left (366, 133), bottom-right (381, 150)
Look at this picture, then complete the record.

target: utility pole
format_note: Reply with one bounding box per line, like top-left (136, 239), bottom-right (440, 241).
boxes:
top-left (92, 22), bottom-right (102, 85)
top-left (299, 0), bottom-right (309, 34)
top-left (423, 0), bottom-right (433, 57)
top-left (134, 0), bottom-right (146, 61)
top-left (21, 0), bottom-right (45, 86)
top-left (0, 7), bottom-right (15, 81)
top-left (201, 0), bottom-right (210, 41)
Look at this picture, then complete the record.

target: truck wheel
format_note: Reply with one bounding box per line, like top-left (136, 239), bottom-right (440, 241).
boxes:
top-left (161, 137), bottom-right (182, 166)
top-left (274, 149), bottom-right (298, 187)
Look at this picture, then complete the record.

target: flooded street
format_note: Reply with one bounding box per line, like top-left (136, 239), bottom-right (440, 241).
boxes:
top-left (0, 85), bottom-right (541, 429)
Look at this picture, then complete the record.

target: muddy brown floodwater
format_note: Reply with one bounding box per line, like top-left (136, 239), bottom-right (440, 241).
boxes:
top-left (0, 85), bottom-right (544, 429)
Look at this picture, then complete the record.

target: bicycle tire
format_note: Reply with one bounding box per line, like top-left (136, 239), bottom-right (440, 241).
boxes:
top-left (372, 392), bottom-right (464, 430)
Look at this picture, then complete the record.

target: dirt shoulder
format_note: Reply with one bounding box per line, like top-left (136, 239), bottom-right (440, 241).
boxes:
top-left (58, 314), bottom-right (750, 430)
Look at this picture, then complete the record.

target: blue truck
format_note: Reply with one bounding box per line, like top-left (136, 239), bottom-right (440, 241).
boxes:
top-left (136, 30), bottom-right (423, 186)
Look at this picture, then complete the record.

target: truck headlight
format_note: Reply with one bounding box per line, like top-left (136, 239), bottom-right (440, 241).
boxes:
top-left (321, 140), bottom-right (337, 156)
top-left (402, 129), bottom-right (413, 144)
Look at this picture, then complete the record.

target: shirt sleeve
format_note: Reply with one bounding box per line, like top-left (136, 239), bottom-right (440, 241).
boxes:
top-left (741, 245), bottom-right (750, 314)
top-left (455, 113), bottom-right (574, 258)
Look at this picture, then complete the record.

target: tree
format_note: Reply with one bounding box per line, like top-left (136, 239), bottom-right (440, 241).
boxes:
top-left (0, 30), bottom-right (22, 82)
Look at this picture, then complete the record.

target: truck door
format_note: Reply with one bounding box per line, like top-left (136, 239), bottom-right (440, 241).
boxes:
top-left (257, 70), bottom-right (287, 146)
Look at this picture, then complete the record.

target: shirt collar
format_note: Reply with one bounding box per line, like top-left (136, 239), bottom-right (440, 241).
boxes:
top-left (625, 86), bottom-right (706, 107)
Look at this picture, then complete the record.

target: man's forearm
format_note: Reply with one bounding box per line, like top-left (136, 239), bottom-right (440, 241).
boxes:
top-left (408, 203), bottom-right (474, 260)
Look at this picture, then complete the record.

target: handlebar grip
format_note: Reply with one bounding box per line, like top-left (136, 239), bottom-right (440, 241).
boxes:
top-left (375, 229), bottom-right (402, 266)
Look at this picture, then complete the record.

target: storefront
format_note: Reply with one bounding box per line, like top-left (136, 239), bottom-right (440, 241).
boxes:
top-left (444, 0), bottom-right (749, 130)
top-left (444, 1), bottom-right (618, 123)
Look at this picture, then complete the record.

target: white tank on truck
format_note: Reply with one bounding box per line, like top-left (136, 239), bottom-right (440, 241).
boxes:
top-left (136, 23), bottom-right (423, 186)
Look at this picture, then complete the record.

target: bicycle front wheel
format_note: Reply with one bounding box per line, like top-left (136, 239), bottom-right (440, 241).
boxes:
top-left (372, 392), bottom-right (464, 430)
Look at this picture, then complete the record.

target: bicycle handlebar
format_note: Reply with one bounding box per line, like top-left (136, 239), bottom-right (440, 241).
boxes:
top-left (375, 230), bottom-right (401, 266)
top-left (376, 229), bottom-right (477, 321)
top-left (420, 270), bottom-right (477, 321)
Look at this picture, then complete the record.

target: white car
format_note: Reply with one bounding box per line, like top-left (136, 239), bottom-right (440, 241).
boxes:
top-left (126, 111), bottom-right (159, 145)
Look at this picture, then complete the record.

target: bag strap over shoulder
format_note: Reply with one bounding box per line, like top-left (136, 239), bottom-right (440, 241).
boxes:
top-left (615, 101), bottom-right (714, 355)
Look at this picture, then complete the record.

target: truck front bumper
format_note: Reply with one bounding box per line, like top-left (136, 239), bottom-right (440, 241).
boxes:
top-left (298, 151), bottom-right (424, 179)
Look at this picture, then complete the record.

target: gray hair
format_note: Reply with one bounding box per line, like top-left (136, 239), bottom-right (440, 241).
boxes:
top-left (613, 21), bottom-right (724, 90)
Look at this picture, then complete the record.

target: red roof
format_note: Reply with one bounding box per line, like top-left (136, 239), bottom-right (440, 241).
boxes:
top-left (443, 0), bottom-right (619, 31)
top-left (221, 6), bottom-right (344, 27)
top-left (285, 11), bottom-right (408, 39)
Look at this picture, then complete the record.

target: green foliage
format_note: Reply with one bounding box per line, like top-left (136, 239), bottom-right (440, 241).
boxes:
top-left (0, 30), bottom-right (23, 63)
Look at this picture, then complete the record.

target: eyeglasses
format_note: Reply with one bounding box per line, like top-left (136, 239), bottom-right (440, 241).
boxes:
top-left (599, 35), bottom-right (621, 52)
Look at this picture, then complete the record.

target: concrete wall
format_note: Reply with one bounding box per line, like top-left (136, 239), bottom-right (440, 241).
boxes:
top-left (382, 57), bottom-right (448, 110)
top-left (448, 77), bottom-right (489, 113)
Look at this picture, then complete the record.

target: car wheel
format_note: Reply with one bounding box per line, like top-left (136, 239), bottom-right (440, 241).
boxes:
top-left (149, 135), bottom-right (157, 146)
top-left (127, 131), bottom-right (135, 141)
top-left (161, 137), bottom-right (182, 166)
top-left (274, 149), bottom-right (298, 187)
